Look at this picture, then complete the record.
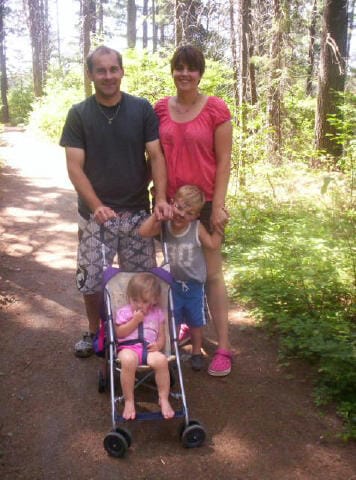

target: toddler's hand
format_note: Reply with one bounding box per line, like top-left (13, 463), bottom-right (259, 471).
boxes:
top-left (147, 342), bottom-right (159, 352)
top-left (133, 309), bottom-right (144, 323)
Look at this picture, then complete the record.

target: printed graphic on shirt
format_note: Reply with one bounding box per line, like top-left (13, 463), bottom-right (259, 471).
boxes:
top-left (167, 243), bottom-right (195, 269)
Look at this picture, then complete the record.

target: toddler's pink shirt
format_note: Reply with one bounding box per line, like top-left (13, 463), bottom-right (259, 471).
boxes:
top-left (115, 304), bottom-right (165, 344)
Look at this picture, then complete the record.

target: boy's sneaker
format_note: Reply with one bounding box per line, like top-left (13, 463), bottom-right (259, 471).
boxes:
top-left (74, 332), bottom-right (95, 358)
top-left (178, 324), bottom-right (191, 346)
top-left (191, 354), bottom-right (204, 371)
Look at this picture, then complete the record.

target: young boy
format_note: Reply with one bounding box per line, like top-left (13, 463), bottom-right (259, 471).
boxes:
top-left (139, 185), bottom-right (223, 371)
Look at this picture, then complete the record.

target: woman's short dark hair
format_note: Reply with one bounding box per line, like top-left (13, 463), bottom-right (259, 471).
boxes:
top-left (86, 46), bottom-right (123, 73)
top-left (170, 45), bottom-right (205, 76)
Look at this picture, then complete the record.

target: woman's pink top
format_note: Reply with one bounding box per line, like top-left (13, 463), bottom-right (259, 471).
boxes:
top-left (154, 96), bottom-right (231, 201)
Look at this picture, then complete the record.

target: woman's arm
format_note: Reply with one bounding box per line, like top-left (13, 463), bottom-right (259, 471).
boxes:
top-left (146, 139), bottom-right (170, 220)
top-left (211, 120), bottom-right (232, 235)
top-left (198, 222), bottom-right (223, 250)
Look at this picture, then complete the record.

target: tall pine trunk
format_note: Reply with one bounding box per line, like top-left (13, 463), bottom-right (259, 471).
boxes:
top-left (315, 0), bottom-right (348, 161)
top-left (306, 0), bottom-right (318, 95)
top-left (267, 0), bottom-right (282, 164)
top-left (0, 0), bottom-right (9, 123)
top-left (127, 0), bottom-right (137, 48)
top-left (82, 0), bottom-right (96, 98)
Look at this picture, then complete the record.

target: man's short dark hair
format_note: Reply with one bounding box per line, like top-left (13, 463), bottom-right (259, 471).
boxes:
top-left (86, 46), bottom-right (123, 73)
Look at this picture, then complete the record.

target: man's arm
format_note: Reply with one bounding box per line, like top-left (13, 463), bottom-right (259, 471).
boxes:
top-left (65, 146), bottom-right (116, 224)
top-left (145, 139), bottom-right (171, 220)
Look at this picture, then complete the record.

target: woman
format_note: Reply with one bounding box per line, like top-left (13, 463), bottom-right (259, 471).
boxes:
top-left (154, 45), bottom-right (233, 376)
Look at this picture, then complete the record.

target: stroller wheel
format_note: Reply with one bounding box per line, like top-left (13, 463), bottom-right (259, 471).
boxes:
top-left (115, 426), bottom-right (132, 448)
top-left (104, 431), bottom-right (128, 458)
top-left (180, 420), bottom-right (206, 448)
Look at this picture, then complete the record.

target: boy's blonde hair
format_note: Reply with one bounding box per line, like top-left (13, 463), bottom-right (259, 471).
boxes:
top-left (126, 272), bottom-right (161, 304)
top-left (175, 185), bottom-right (205, 212)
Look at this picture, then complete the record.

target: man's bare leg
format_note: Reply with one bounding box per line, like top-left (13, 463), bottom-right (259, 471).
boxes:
top-left (83, 292), bottom-right (102, 335)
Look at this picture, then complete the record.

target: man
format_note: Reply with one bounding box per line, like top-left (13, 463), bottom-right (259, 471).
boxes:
top-left (60, 46), bottom-right (170, 357)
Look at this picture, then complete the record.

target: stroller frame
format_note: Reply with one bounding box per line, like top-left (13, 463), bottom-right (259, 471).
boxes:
top-left (98, 230), bottom-right (206, 457)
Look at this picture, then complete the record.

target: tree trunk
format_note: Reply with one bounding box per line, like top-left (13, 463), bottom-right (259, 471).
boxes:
top-left (142, 0), bottom-right (148, 49)
top-left (248, 0), bottom-right (257, 106)
top-left (239, 0), bottom-right (251, 187)
top-left (27, 0), bottom-right (50, 97)
top-left (175, 0), bottom-right (184, 46)
top-left (82, 0), bottom-right (96, 98)
top-left (239, 0), bottom-right (249, 107)
top-left (267, 0), bottom-right (282, 164)
top-left (315, 0), bottom-right (348, 161)
top-left (306, 0), bottom-right (318, 95)
top-left (98, 0), bottom-right (104, 36)
top-left (152, 0), bottom-right (158, 52)
top-left (229, 0), bottom-right (238, 111)
top-left (127, 0), bottom-right (137, 48)
top-left (0, 0), bottom-right (9, 123)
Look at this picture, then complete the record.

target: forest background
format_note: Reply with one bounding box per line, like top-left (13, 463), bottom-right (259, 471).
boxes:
top-left (0, 0), bottom-right (355, 439)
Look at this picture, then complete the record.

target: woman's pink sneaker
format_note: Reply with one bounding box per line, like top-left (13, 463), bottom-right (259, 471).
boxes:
top-left (208, 348), bottom-right (232, 376)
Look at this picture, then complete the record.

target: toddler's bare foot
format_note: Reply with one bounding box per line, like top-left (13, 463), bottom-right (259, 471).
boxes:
top-left (122, 400), bottom-right (136, 420)
top-left (159, 398), bottom-right (175, 419)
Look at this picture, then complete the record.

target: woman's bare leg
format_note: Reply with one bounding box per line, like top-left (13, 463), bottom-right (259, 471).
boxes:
top-left (204, 248), bottom-right (230, 351)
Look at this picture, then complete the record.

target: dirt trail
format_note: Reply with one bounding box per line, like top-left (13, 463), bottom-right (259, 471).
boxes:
top-left (0, 129), bottom-right (355, 480)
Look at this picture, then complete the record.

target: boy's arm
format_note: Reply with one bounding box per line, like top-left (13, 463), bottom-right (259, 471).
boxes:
top-left (198, 222), bottom-right (223, 250)
top-left (138, 213), bottom-right (162, 237)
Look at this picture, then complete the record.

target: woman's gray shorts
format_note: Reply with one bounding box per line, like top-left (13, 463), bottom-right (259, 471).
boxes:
top-left (76, 210), bottom-right (156, 294)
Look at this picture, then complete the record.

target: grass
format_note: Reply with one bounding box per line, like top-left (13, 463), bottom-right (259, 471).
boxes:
top-left (224, 161), bottom-right (356, 439)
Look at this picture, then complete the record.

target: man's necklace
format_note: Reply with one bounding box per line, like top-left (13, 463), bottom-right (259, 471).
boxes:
top-left (96, 100), bottom-right (121, 124)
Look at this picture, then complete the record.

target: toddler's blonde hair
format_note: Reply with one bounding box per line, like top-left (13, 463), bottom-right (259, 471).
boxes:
top-left (175, 185), bottom-right (205, 212)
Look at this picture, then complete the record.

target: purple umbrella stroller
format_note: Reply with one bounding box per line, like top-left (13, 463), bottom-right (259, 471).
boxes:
top-left (96, 226), bottom-right (206, 458)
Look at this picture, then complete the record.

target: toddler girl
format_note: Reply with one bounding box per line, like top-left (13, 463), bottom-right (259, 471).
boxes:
top-left (115, 272), bottom-right (174, 420)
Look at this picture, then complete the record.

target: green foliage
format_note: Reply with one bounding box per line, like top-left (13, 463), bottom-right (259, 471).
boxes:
top-left (8, 81), bottom-right (35, 125)
top-left (28, 66), bottom-right (83, 141)
top-left (224, 163), bottom-right (356, 438)
top-left (122, 48), bottom-right (175, 103)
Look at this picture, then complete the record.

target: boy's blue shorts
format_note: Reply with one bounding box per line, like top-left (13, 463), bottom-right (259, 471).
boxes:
top-left (172, 280), bottom-right (207, 328)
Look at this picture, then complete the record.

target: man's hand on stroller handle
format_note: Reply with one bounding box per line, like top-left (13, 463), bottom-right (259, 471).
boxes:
top-left (93, 205), bottom-right (117, 224)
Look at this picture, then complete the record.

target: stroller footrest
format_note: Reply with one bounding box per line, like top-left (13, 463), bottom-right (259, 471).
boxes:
top-left (116, 409), bottom-right (185, 422)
